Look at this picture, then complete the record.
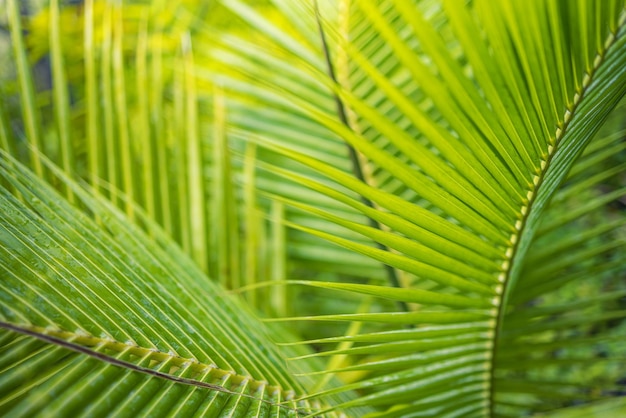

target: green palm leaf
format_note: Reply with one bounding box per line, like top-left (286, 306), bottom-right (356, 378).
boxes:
top-left (0, 0), bottom-right (625, 416)
top-left (204, 0), bottom-right (626, 415)
top-left (0, 151), bottom-right (366, 416)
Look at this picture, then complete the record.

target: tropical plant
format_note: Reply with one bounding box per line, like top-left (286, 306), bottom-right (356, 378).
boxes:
top-left (0, 0), bottom-right (625, 416)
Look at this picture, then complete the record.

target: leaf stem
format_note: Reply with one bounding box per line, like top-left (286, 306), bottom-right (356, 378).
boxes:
top-left (314, 1), bottom-right (410, 316)
top-left (0, 322), bottom-right (304, 414)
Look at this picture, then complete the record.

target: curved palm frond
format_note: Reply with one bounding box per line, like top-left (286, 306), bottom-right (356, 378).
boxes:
top-left (0, 151), bottom-right (369, 416)
top-left (0, 0), bottom-right (625, 416)
top-left (200, 0), bottom-right (626, 415)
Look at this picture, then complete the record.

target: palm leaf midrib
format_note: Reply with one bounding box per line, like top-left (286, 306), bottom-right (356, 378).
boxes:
top-left (490, 8), bottom-right (626, 416)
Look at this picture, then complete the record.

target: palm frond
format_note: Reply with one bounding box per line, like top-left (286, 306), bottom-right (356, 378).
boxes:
top-left (1, 0), bottom-right (625, 416)
top-left (0, 151), bottom-right (370, 416)
top-left (201, 0), bottom-right (626, 414)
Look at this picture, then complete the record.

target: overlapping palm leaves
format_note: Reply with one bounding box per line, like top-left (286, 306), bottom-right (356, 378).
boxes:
top-left (0, 0), bottom-right (625, 417)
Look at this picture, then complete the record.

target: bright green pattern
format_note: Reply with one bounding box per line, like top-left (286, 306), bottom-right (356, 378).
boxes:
top-left (0, 0), bottom-right (625, 417)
